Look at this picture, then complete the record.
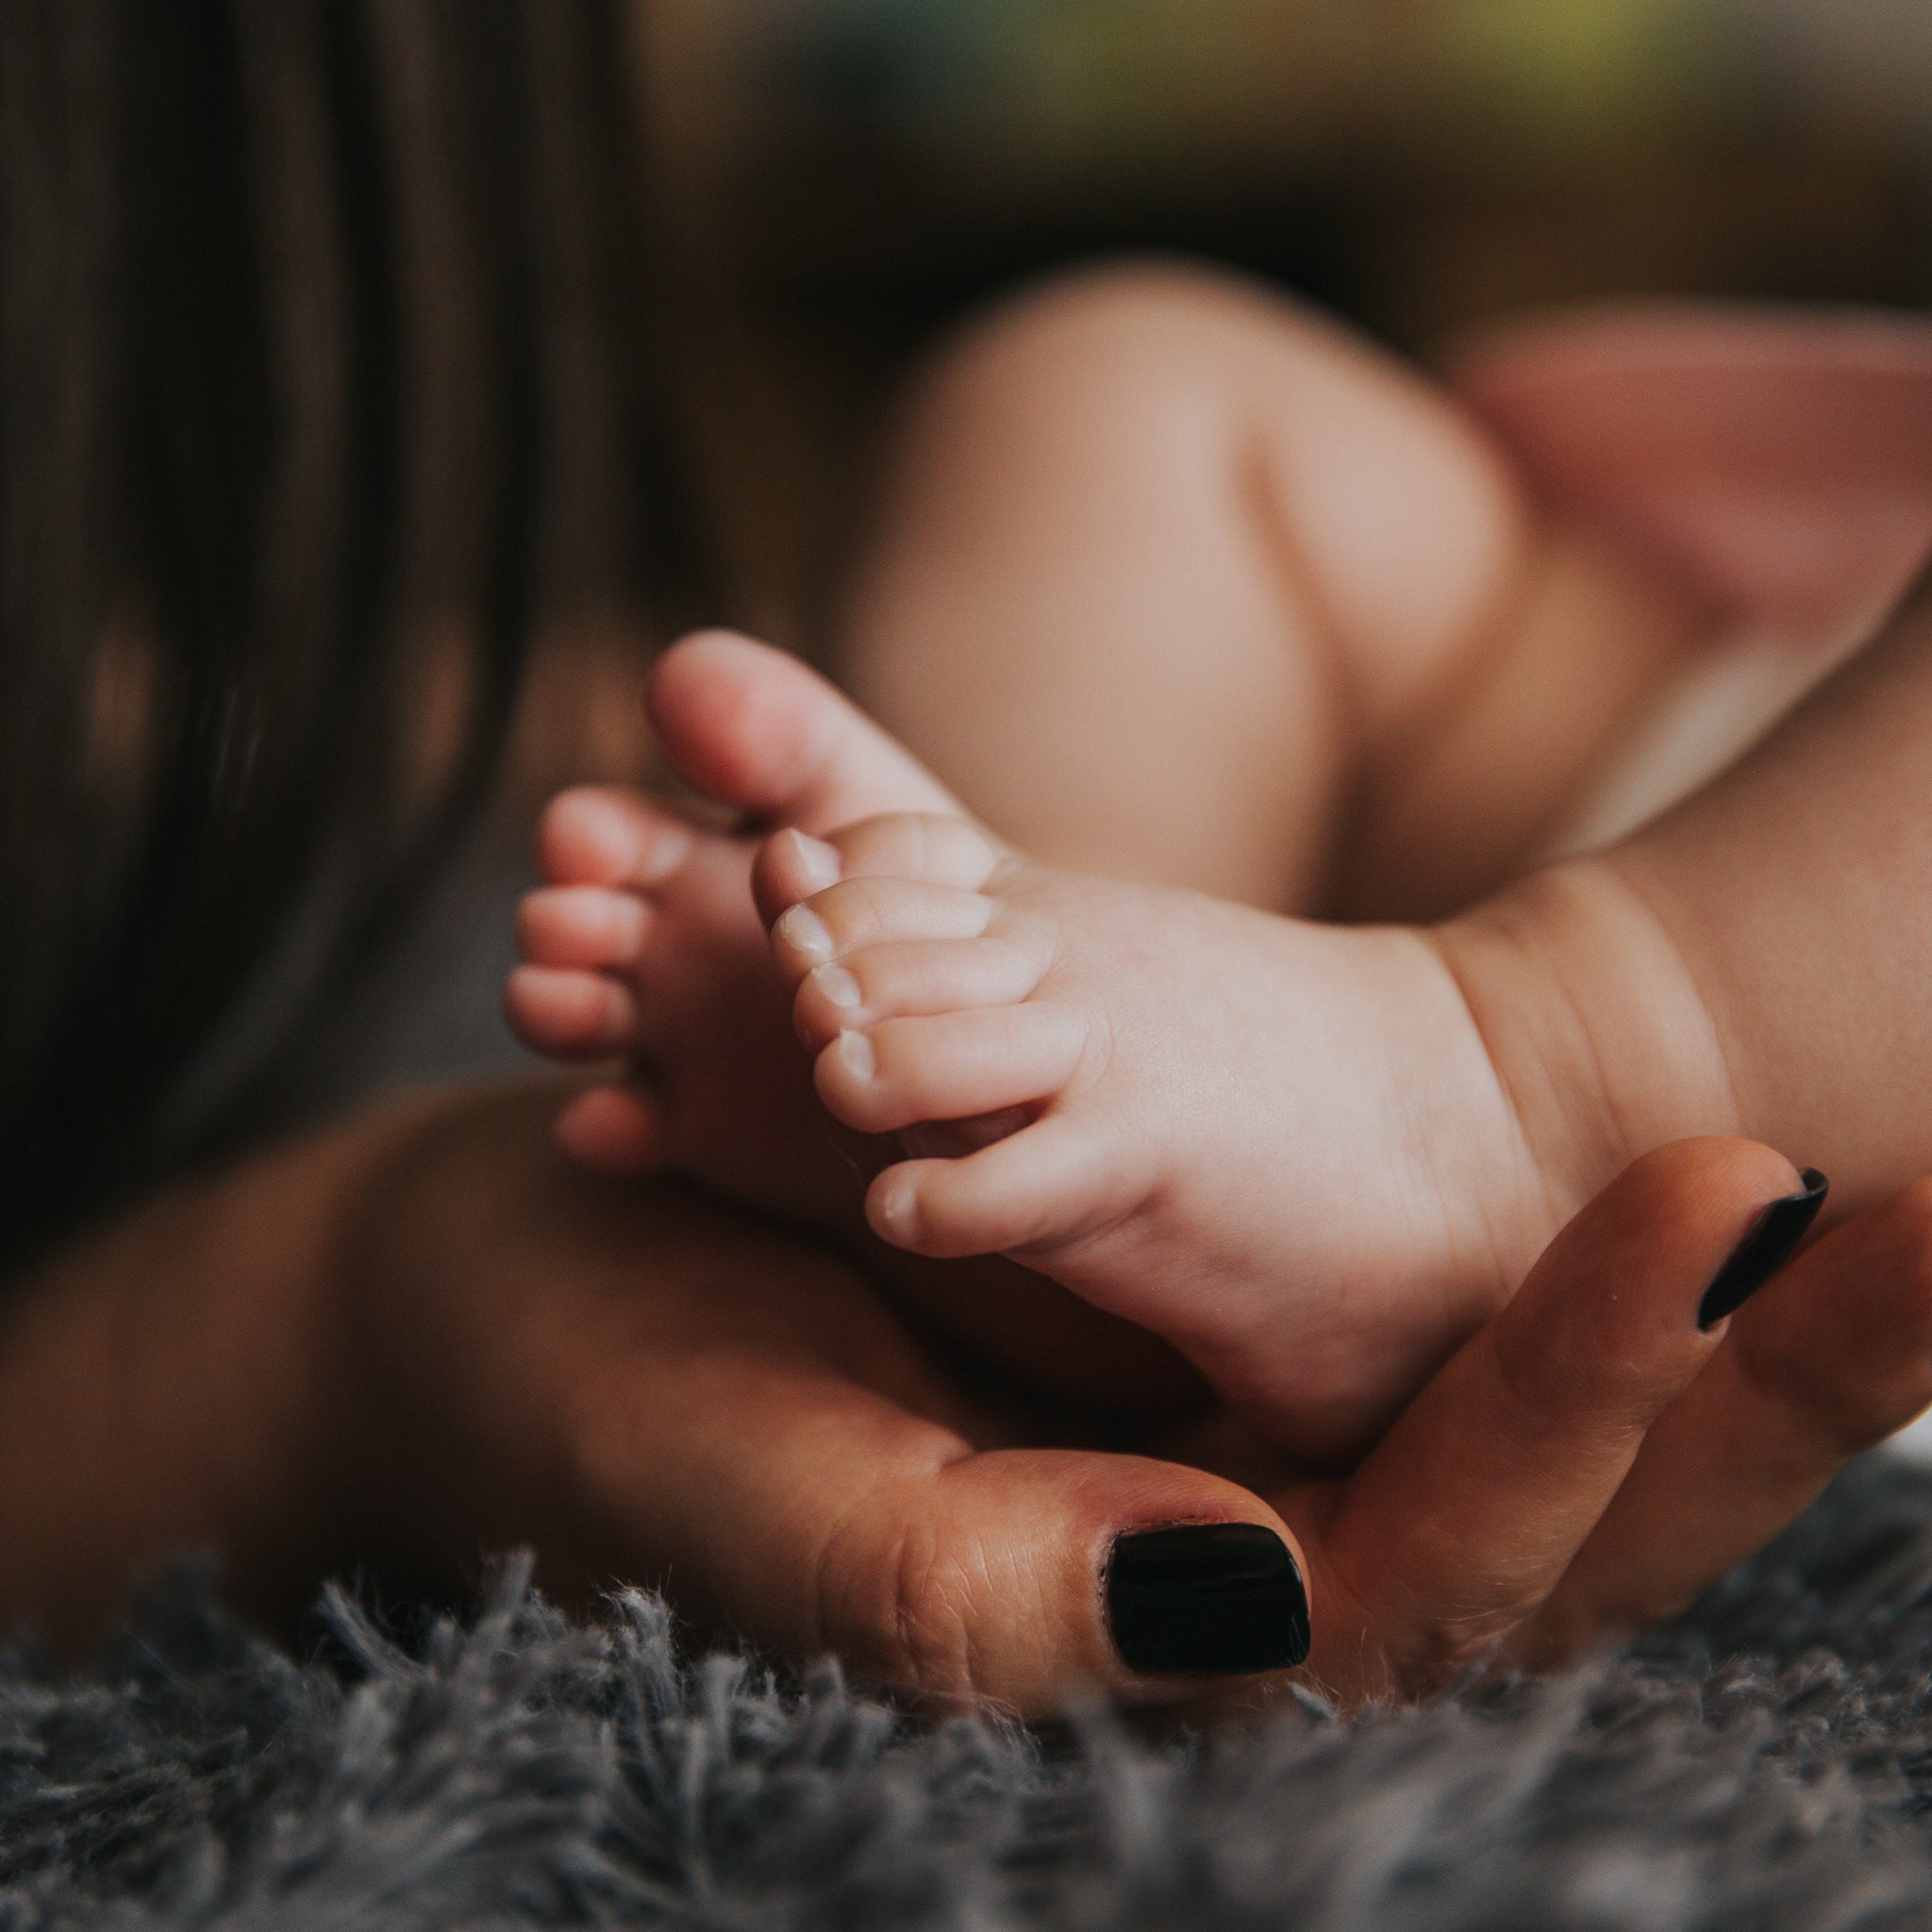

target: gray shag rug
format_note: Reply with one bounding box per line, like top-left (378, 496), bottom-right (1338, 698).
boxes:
top-left (7, 1457), bottom-right (1932, 1930)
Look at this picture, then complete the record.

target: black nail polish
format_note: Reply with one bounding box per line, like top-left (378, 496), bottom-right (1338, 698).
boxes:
top-left (1105, 1523), bottom-right (1310, 1675)
top-left (1697, 1169), bottom-right (1828, 1330)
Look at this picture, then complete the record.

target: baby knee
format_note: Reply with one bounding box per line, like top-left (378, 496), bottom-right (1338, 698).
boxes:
top-left (901, 257), bottom-right (1292, 448)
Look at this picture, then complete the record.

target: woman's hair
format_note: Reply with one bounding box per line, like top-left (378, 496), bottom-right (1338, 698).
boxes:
top-left (0, 0), bottom-right (707, 1268)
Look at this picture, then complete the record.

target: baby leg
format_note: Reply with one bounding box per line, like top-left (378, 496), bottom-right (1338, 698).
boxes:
top-left (837, 261), bottom-right (1705, 920)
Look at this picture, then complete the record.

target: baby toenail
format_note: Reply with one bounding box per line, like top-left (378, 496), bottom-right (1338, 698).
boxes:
top-left (813, 964), bottom-right (862, 1010)
top-left (776, 905), bottom-right (834, 964)
top-left (790, 831), bottom-right (843, 891)
top-left (837, 1029), bottom-right (875, 1081)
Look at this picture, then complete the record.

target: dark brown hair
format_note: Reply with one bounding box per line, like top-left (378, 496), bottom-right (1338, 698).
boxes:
top-left (0, 0), bottom-right (705, 1268)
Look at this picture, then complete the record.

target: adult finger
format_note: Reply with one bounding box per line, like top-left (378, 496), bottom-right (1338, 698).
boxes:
top-left (1521, 1173), bottom-right (1932, 1663)
top-left (1294, 1138), bottom-right (1804, 1703)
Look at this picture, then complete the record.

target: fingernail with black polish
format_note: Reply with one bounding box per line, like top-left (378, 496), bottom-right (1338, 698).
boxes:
top-left (1697, 1169), bottom-right (1828, 1330)
top-left (1106, 1523), bottom-right (1310, 1675)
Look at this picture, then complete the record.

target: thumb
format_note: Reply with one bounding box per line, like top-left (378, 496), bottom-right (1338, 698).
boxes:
top-left (568, 1335), bottom-right (1309, 1712)
top-left (814, 1448), bottom-right (1311, 1707)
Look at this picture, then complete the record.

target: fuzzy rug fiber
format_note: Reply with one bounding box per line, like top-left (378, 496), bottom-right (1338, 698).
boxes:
top-left (7, 1457), bottom-right (1932, 1929)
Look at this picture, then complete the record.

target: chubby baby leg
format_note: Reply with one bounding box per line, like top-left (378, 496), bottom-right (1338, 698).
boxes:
top-left (838, 260), bottom-right (1705, 920)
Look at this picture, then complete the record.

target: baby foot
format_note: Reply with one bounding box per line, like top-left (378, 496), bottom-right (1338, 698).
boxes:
top-left (507, 782), bottom-right (848, 1222)
top-left (759, 808), bottom-right (1550, 1460)
top-left (505, 632), bottom-right (1208, 1411)
top-left (505, 629), bottom-right (961, 1223)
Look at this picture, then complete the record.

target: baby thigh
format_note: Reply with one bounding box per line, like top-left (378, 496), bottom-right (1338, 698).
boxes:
top-left (837, 259), bottom-right (1651, 916)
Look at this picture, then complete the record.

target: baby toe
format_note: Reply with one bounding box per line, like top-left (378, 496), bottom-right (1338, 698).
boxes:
top-left (813, 1005), bottom-right (1086, 1136)
top-left (830, 813), bottom-right (1004, 891)
top-left (752, 827), bottom-right (845, 924)
top-left (755, 814), bottom-right (1001, 925)
top-left (504, 964), bottom-right (639, 1059)
top-left (516, 886), bottom-right (650, 972)
top-left (647, 627), bottom-right (960, 828)
top-left (792, 938), bottom-right (1043, 1052)
top-left (770, 877), bottom-right (995, 985)
top-left (867, 1116), bottom-right (1120, 1258)
top-left (536, 786), bottom-right (696, 891)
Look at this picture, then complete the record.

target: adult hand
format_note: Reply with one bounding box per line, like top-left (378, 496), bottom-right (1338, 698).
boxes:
top-left (1260, 1139), bottom-right (1929, 1702)
top-left (336, 1087), bottom-right (1932, 1712)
